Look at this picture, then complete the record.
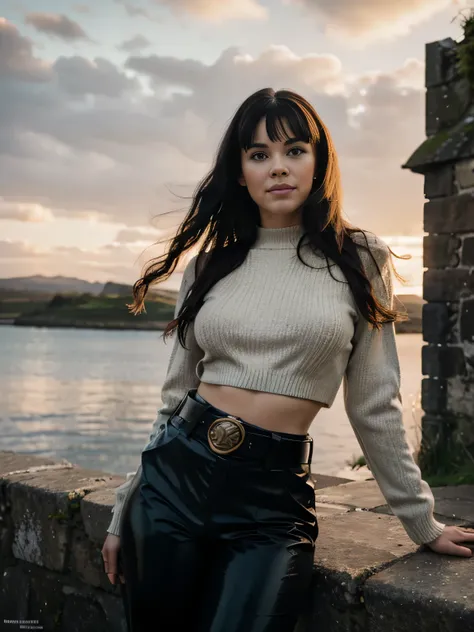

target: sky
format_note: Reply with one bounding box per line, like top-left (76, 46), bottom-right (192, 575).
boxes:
top-left (0, 0), bottom-right (472, 294)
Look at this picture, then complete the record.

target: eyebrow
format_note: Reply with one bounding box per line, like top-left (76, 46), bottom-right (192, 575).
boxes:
top-left (247, 137), bottom-right (303, 149)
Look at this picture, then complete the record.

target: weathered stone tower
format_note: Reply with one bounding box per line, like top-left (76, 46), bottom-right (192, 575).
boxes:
top-left (403, 31), bottom-right (474, 483)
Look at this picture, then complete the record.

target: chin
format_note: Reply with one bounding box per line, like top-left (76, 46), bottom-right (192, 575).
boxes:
top-left (268, 201), bottom-right (301, 213)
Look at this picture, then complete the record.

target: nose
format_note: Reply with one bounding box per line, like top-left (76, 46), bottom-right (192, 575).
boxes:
top-left (270, 163), bottom-right (289, 177)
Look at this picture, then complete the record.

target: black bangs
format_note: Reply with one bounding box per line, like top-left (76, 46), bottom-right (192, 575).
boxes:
top-left (237, 96), bottom-right (320, 150)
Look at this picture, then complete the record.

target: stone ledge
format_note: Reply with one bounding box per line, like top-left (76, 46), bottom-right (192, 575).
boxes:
top-left (1, 450), bottom-right (473, 632)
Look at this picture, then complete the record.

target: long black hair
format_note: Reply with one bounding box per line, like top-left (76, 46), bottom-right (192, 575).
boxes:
top-left (127, 87), bottom-right (410, 347)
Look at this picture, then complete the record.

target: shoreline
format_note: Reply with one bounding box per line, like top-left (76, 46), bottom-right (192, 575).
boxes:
top-left (0, 319), bottom-right (421, 334)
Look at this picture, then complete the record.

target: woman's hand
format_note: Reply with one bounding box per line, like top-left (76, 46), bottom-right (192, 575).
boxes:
top-left (425, 526), bottom-right (474, 557)
top-left (101, 533), bottom-right (125, 585)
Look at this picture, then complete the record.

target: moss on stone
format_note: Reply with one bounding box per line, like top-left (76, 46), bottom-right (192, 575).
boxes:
top-left (403, 116), bottom-right (474, 172)
top-left (457, 11), bottom-right (474, 88)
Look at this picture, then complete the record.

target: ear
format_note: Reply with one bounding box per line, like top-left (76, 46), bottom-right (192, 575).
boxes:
top-left (238, 175), bottom-right (246, 187)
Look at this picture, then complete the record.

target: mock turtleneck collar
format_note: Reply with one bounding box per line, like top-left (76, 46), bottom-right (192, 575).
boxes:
top-left (253, 223), bottom-right (305, 250)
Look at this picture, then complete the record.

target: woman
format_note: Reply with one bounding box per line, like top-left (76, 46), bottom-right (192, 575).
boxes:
top-left (102, 88), bottom-right (474, 632)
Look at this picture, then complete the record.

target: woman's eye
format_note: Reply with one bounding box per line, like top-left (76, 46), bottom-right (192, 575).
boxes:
top-left (250, 147), bottom-right (305, 161)
top-left (289, 147), bottom-right (305, 156)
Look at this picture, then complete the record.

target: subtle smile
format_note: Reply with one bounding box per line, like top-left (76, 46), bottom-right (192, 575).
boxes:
top-left (268, 184), bottom-right (296, 195)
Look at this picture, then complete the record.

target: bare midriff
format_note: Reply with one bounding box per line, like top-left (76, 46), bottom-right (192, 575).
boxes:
top-left (196, 382), bottom-right (326, 436)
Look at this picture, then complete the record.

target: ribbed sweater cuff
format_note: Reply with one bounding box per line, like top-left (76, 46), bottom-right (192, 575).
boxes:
top-left (107, 507), bottom-right (123, 536)
top-left (106, 464), bottom-right (143, 537)
top-left (403, 515), bottom-right (446, 545)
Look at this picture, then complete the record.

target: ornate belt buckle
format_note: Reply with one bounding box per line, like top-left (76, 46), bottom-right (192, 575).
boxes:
top-left (207, 417), bottom-right (245, 455)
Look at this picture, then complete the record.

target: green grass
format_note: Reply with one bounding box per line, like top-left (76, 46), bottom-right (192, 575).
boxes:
top-left (426, 472), bottom-right (474, 487)
top-left (3, 290), bottom-right (176, 327)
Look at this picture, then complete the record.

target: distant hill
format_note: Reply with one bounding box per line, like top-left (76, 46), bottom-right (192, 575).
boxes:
top-left (0, 275), bottom-right (425, 332)
top-left (0, 275), bottom-right (179, 301)
top-left (100, 281), bottom-right (131, 297)
top-left (0, 275), bottom-right (103, 295)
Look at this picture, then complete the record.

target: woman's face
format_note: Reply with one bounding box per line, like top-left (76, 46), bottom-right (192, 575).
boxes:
top-left (239, 117), bottom-right (316, 228)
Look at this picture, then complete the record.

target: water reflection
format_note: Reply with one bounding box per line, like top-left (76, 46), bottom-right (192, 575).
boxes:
top-left (0, 325), bottom-right (424, 479)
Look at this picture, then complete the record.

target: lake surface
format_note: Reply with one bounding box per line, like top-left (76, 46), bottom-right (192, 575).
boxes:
top-left (0, 325), bottom-right (424, 480)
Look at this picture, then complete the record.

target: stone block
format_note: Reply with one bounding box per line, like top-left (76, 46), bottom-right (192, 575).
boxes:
top-left (423, 234), bottom-right (460, 268)
top-left (421, 344), bottom-right (466, 377)
top-left (95, 591), bottom-right (128, 632)
top-left (446, 376), bottom-right (474, 416)
top-left (461, 236), bottom-right (474, 266)
top-left (315, 503), bottom-right (351, 518)
top-left (428, 498), bottom-right (474, 523)
top-left (424, 165), bottom-right (454, 199)
top-left (311, 473), bottom-right (354, 490)
top-left (0, 564), bottom-right (67, 629)
top-left (315, 479), bottom-right (386, 511)
top-left (425, 39), bottom-right (457, 89)
top-left (305, 512), bottom-right (420, 632)
top-left (432, 484), bottom-right (474, 501)
top-left (375, 484), bottom-right (474, 524)
top-left (422, 303), bottom-right (450, 343)
top-left (373, 504), bottom-right (469, 528)
top-left (423, 269), bottom-right (473, 301)
top-left (363, 547), bottom-right (474, 632)
top-left (424, 194), bottom-right (474, 233)
top-left (81, 486), bottom-right (125, 544)
top-left (0, 564), bottom-right (31, 621)
top-left (460, 298), bottom-right (474, 342)
top-left (61, 591), bottom-right (108, 632)
top-left (28, 568), bottom-right (67, 630)
top-left (69, 530), bottom-right (112, 591)
top-left (421, 378), bottom-right (447, 413)
top-left (426, 79), bottom-right (471, 136)
top-left (455, 158), bottom-right (474, 190)
top-left (6, 467), bottom-right (123, 572)
top-left (0, 451), bottom-right (62, 477)
top-left (417, 413), bottom-right (474, 475)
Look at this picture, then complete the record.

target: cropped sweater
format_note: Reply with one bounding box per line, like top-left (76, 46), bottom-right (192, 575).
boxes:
top-left (107, 223), bottom-right (446, 545)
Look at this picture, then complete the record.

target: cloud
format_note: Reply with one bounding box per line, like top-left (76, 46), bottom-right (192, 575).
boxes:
top-left (0, 18), bottom-right (52, 82)
top-left (0, 198), bottom-right (55, 222)
top-left (114, 0), bottom-right (161, 21)
top-left (118, 34), bottom-right (152, 53)
top-left (125, 46), bottom-right (345, 159)
top-left (0, 239), bottom-right (176, 286)
top-left (73, 4), bottom-right (91, 13)
top-left (291, 0), bottom-right (463, 42)
top-left (0, 240), bottom-right (49, 258)
top-left (24, 12), bottom-right (89, 41)
top-left (53, 56), bottom-right (140, 97)
top-left (0, 17), bottom-right (428, 257)
top-left (153, 0), bottom-right (268, 21)
top-left (114, 228), bottom-right (162, 243)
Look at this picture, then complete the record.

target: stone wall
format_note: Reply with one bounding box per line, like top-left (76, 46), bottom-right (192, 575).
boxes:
top-left (403, 36), bottom-right (474, 480)
top-left (2, 450), bottom-right (473, 632)
top-left (0, 451), bottom-right (127, 632)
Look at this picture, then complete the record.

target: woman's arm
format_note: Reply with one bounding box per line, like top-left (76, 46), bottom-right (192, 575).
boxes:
top-left (106, 254), bottom-right (204, 536)
top-left (343, 236), bottom-right (446, 545)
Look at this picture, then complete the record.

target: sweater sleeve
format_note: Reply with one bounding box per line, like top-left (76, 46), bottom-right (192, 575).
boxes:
top-left (342, 235), bottom-right (446, 545)
top-left (106, 255), bottom-right (204, 536)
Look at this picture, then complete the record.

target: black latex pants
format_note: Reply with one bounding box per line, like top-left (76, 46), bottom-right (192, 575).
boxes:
top-left (118, 397), bottom-right (319, 632)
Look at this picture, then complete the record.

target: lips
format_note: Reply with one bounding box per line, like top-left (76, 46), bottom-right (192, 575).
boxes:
top-left (268, 184), bottom-right (296, 192)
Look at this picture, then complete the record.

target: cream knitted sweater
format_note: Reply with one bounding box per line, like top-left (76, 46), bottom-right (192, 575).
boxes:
top-left (107, 223), bottom-right (446, 545)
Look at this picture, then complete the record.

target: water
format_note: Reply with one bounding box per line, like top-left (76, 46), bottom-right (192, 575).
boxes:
top-left (0, 325), bottom-right (424, 479)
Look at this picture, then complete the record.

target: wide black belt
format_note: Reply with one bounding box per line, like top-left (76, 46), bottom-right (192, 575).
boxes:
top-left (169, 389), bottom-right (313, 467)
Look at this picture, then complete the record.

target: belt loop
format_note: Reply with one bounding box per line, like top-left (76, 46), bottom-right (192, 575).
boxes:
top-left (308, 437), bottom-right (313, 465)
